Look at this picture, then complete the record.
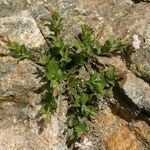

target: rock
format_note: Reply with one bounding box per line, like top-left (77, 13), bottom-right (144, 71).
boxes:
top-left (96, 56), bottom-right (150, 112)
top-left (26, 0), bottom-right (31, 5)
top-left (110, 2), bottom-right (150, 81)
top-left (0, 56), bottom-right (67, 149)
top-left (122, 72), bottom-right (150, 111)
top-left (0, 57), bottom-right (40, 100)
top-left (93, 105), bottom-right (150, 150)
top-left (0, 0), bottom-right (150, 150)
top-left (2, 0), bottom-right (10, 6)
top-left (132, 47), bottom-right (150, 82)
top-left (0, 115), bottom-right (61, 150)
top-left (105, 126), bottom-right (143, 150)
top-left (0, 38), bottom-right (10, 55)
top-left (129, 121), bottom-right (150, 147)
top-left (0, 7), bottom-right (67, 150)
top-left (0, 10), bottom-right (46, 50)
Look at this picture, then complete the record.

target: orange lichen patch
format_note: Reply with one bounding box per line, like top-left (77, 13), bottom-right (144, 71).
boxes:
top-left (96, 108), bottom-right (117, 128)
top-left (95, 106), bottom-right (128, 130)
top-left (132, 121), bottom-right (150, 143)
top-left (105, 127), bottom-right (143, 150)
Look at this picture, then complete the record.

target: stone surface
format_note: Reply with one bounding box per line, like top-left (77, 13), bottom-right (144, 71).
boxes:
top-left (93, 105), bottom-right (150, 150)
top-left (0, 55), bottom-right (68, 149)
top-left (0, 57), bottom-right (67, 149)
top-left (0, 10), bottom-right (46, 49)
top-left (0, 0), bottom-right (150, 150)
top-left (105, 126), bottom-right (143, 150)
top-left (0, 57), bottom-right (40, 100)
top-left (96, 56), bottom-right (150, 112)
top-left (130, 47), bottom-right (150, 82)
top-left (122, 72), bottom-right (150, 111)
top-left (0, 113), bottom-right (63, 150)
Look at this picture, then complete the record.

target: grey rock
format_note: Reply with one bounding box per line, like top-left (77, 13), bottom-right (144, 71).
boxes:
top-left (122, 72), bottom-right (150, 111)
top-left (0, 10), bottom-right (46, 49)
top-left (130, 49), bottom-right (150, 82)
top-left (0, 4), bottom-right (68, 149)
top-left (0, 57), bottom-right (40, 100)
top-left (96, 56), bottom-right (150, 112)
top-left (0, 116), bottom-right (61, 150)
top-left (108, 3), bottom-right (150, 80)
top-left (0, 0), bottom-right (150, 149)
top-left (0, 57), bottom-right (67, 150)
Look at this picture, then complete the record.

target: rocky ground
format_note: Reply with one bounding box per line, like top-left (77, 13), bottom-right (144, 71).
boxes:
top-left (0, 0), bottom-right (150, 150)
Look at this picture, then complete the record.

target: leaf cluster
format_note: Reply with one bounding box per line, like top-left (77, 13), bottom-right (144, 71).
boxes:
top-left (9, 11), bottom-right (127, 147)
top-left (10, 42), bottom-right (31, 61)
top-left (95, 36), bottom-right (130, 57)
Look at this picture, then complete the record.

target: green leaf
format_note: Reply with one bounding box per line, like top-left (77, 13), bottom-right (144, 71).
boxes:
top-left (95, 77), bottom-right (106, 93)
top-left (45, 60), bottom-right (59, 80)
top-left (44, 59), bottom-right (64, 81)
top-left (10, 42), bottom-right (30, 60)
top-left (91, 70), bottom-right (98, 82)
top-left (60, 49), bottom-right (71, 63)
top-left (72, 93), bottom-right (91, 108)
top-left (72, 95), bottom-right (81, 108)
top-left (94, 39), bottom-right (102, 55)
top-left (40, 107), bottom-right (52, 121)
top-left (50, 79), bottom-right (59, 88)
top-left (67, 114), bottom-right (79, 127)
top-left (99, 37), bottom-right (117, 55)
top-left (86, 71), bottom-right (106, 94)
top-left (74, 122), bottom-right (88, 138)
top-left (48, 11), bottom-right (63, 36)
top-left (38, 54), bottom-right (51, 65)
top-left (80, 93), bottom-right (90, 105)
top-left (105, 68), bottom-right (119, 86)
top-left (75, 24), bottom-right (93, 57)
top-left (81, 105), bottom-right (96, 118)
top-left (52, 36), bottom-right (64, 48)
top-left (106, 37), bottom-right (117, 49)
top-left (67, 77), bottom-right (80, 90)
top-left (41, 92), bottom-right (57, 114)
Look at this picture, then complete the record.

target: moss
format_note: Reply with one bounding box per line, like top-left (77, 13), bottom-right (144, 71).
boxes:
top-left (130, 64), bottom-right (149, 79)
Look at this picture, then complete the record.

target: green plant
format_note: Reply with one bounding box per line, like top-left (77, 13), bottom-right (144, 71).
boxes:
top-left (10, 11), bottom-right (126, 148)
top-left (95, 36), bottom-right (130, 57)
top-left (10, 42), bottom-right (31, 61)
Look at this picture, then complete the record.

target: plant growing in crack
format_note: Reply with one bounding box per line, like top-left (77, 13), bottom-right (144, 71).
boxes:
top-left (9, 10), bottom-right (129, 148)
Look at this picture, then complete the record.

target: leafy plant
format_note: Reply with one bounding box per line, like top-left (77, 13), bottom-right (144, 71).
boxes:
top-left (40, 91), bottom-right (57, 121)
top-left (47, 10), bottom-right (63, 36)
top-left (10, 42), bottom-right (31, 61)
top-left (95, 36), bottom-right (130, 57)
top-left (10, 11), bottom-right (127, 148)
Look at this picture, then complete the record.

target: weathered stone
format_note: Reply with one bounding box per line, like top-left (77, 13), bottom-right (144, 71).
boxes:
top-left (0, 10), bottom-right (46, 49)
top-left (105, 126), bottom-right (143, 150)
top-left (0, 0), bottom-right (150, 149)
top-left (130, 47), bottom-right (150, 82)
top-left (93, 105), bottom-right (150, 150)
top-left (0, 56), bottom-right (68, 149)
top-left (96, 56), bottom-right (150, 112)
top-left (0, 114), bottom-right (61, 150)
top-left (0, 57), bottom-right (40, 100)
top-left (122, 72), bottom-right (150, 111)
top-left (129, 121), bottom-right (150, 146)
